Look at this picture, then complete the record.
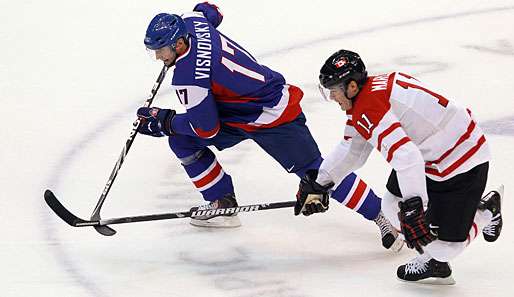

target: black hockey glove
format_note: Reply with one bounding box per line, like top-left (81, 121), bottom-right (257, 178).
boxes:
top-left (398, 196), bottom-right (438, 253)
top-left (295, 170), bottom-right (334, 216)
top-left (137, 107), bottom-right (176, 137)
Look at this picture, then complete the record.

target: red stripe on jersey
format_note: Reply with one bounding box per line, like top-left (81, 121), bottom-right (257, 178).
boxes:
top-left (377, 122), bottom-right (401, 152)
top-left (385, 73), bottom-right (395, 102)
top-left (193, 162), bottom-right (222, 188)
top-left (344, 119), bottom-right (353, 140)
top-left (386, 137), bottom-right (411, 162)
top-left (426, 120), bottom-right (476, 166)
top-left (194, 121), bottom-right (220, 138)
top-left (211, 81), bottom-right (258, 103)
top-left (398, 72), bottom-right (420, 81)
top-left (175, 44), bottom-right (192, 64)
top-left (346, 180), bottom-right (367, 209)
top-left (426, 135), bottom-right (486, 177)
top-left (225, 85), bottom-right (303, 132)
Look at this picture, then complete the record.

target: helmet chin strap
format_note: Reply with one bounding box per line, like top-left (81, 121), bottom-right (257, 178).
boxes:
top-left (343, 80), bottom-right (360, 101)
top-left (343, 82), bottom-right (353, 100)
top-left (343, 88), bottom-right (351, 100)
top-left (344, 89), bottom-right (359, 101)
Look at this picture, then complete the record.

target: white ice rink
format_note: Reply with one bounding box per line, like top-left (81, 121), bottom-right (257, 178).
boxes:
top-left (2, 1), bottom-right (514, 296)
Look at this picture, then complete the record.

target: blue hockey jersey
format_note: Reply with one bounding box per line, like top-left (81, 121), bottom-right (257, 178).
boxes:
top-left (169, 10), bottom-right (303, 138)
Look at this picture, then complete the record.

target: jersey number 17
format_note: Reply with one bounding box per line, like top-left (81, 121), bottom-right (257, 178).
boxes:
top-left (219, 35), bottom-right (265, 82)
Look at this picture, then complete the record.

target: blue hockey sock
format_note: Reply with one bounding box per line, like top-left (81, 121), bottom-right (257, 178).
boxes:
top-left (181, 149), bottom-right (234, 201)
top-left (331, 172), bottom-right (381, 220)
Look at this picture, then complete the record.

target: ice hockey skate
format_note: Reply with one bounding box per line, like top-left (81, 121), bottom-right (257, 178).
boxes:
top-left (397, 254), bottom-right (456, 285)
top-left (190, 193), bottom-right (242, 228)
top-left (374, 211), bottom-right (404, 252)
top-left (478, 185), bottom-right (504, 242)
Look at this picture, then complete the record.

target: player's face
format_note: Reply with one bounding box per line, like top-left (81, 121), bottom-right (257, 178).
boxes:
top-left (318, 83), bottom-right (353, 110)
top-left (154, 46), bottom-right (177, 66)
top-left (329, 87), bottom-right (353, 111)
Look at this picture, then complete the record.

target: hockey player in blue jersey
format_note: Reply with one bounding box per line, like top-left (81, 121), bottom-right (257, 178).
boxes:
top-left (137, 2), bottom-right (402, 250)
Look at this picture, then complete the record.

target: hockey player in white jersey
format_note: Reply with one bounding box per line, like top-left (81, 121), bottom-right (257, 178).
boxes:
top-left (295, 49), bottom-right (503, 284)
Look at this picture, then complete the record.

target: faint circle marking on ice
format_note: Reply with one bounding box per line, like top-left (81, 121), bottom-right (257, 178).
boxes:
top-left (258, 6), bottom-right (514, 59)
top-left (482, 116), bottom-right (514, 136)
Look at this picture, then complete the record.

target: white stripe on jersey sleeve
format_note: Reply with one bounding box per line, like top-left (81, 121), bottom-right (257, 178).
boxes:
top-left (172, 85), bottom-right (210, 110)
top-left (250, 86), bottom-right (289, 126)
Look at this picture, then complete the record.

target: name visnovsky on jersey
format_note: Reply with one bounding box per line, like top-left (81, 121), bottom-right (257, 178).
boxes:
top-left (193, 20), bottom-right (212, 80)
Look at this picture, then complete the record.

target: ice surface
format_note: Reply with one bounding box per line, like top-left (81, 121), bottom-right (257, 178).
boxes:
top-left (2, 1), bottom-right (513, 296)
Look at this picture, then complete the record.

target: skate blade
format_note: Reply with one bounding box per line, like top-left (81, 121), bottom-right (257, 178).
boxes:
top-left (398, 275), bottom-right (456, 285)
top-left (190, 215), bottom-right (242, 228)
top-left (496, 184), bottom-right (504, 199)
top-left (389, 237), bottom-right (405, 253)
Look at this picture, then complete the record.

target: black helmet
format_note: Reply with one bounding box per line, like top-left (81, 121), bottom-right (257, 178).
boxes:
top-left (319, 49), bottom-right (368, 89)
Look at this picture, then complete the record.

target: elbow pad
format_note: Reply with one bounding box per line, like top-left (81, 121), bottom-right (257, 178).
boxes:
top-left (193, 2), bottom-right (223, 28)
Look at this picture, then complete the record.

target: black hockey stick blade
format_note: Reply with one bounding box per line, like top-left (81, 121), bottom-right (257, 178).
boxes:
top-left (44, 189), bottom-right (92, 227)
top-left (93, 219), bottom-right (117, 236)
top-left (44, 190), bottom-right (116, 236)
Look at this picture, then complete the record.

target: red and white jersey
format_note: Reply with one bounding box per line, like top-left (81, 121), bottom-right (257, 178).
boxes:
top-left (317, 72), bottom-right (490, 203)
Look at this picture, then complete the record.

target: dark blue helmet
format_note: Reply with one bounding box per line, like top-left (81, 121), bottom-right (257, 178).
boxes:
top-left (144, 13), bottom-right (187, 50)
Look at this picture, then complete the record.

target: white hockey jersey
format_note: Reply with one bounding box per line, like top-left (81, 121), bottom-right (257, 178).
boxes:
top-left (317, 72), bottom-right (491, 204)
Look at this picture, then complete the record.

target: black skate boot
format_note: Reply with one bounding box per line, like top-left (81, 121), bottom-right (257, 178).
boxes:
top-left (478, 185), bottom-right (503, 242)
top-left (190, 193), bottom-right (242, 228)
top-left (397, 254), bottom-right (455, 285)
top-left (374, 211), bottom-right (404, 252)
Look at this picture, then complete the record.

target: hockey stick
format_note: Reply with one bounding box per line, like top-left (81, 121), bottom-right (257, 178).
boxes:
top-left (44, 189), bottom-right (296, 234)
top-left (45, 65), bottom-right (168, 237)
top-left (90, 65), bottom-right (169, 236)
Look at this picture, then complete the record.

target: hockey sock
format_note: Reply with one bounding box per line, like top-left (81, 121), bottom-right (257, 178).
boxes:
top-left (424, 210), bottom-right (492, 262)
top-left (467, 209), bottom-right (493, 245)
top-left (331, 173), bottom-right (381, 220)
top-left (474, 207), bottom-right (493, 229)
top-left (180, 149), bottom-right (234, 201)
top-left (380, 191), bottom-right (402, 230)
top-left (424, 240), bottom-right (462, 263)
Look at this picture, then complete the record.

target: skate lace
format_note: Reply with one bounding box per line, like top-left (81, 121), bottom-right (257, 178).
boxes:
top-left (483, 214), bottom-right (501, 236)
top-left (197, 201), bottom-right (218, 211)
top-left (374, 212), bottom-right (394, 238)
top-left (405, 257), bottom-right (429, 275)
